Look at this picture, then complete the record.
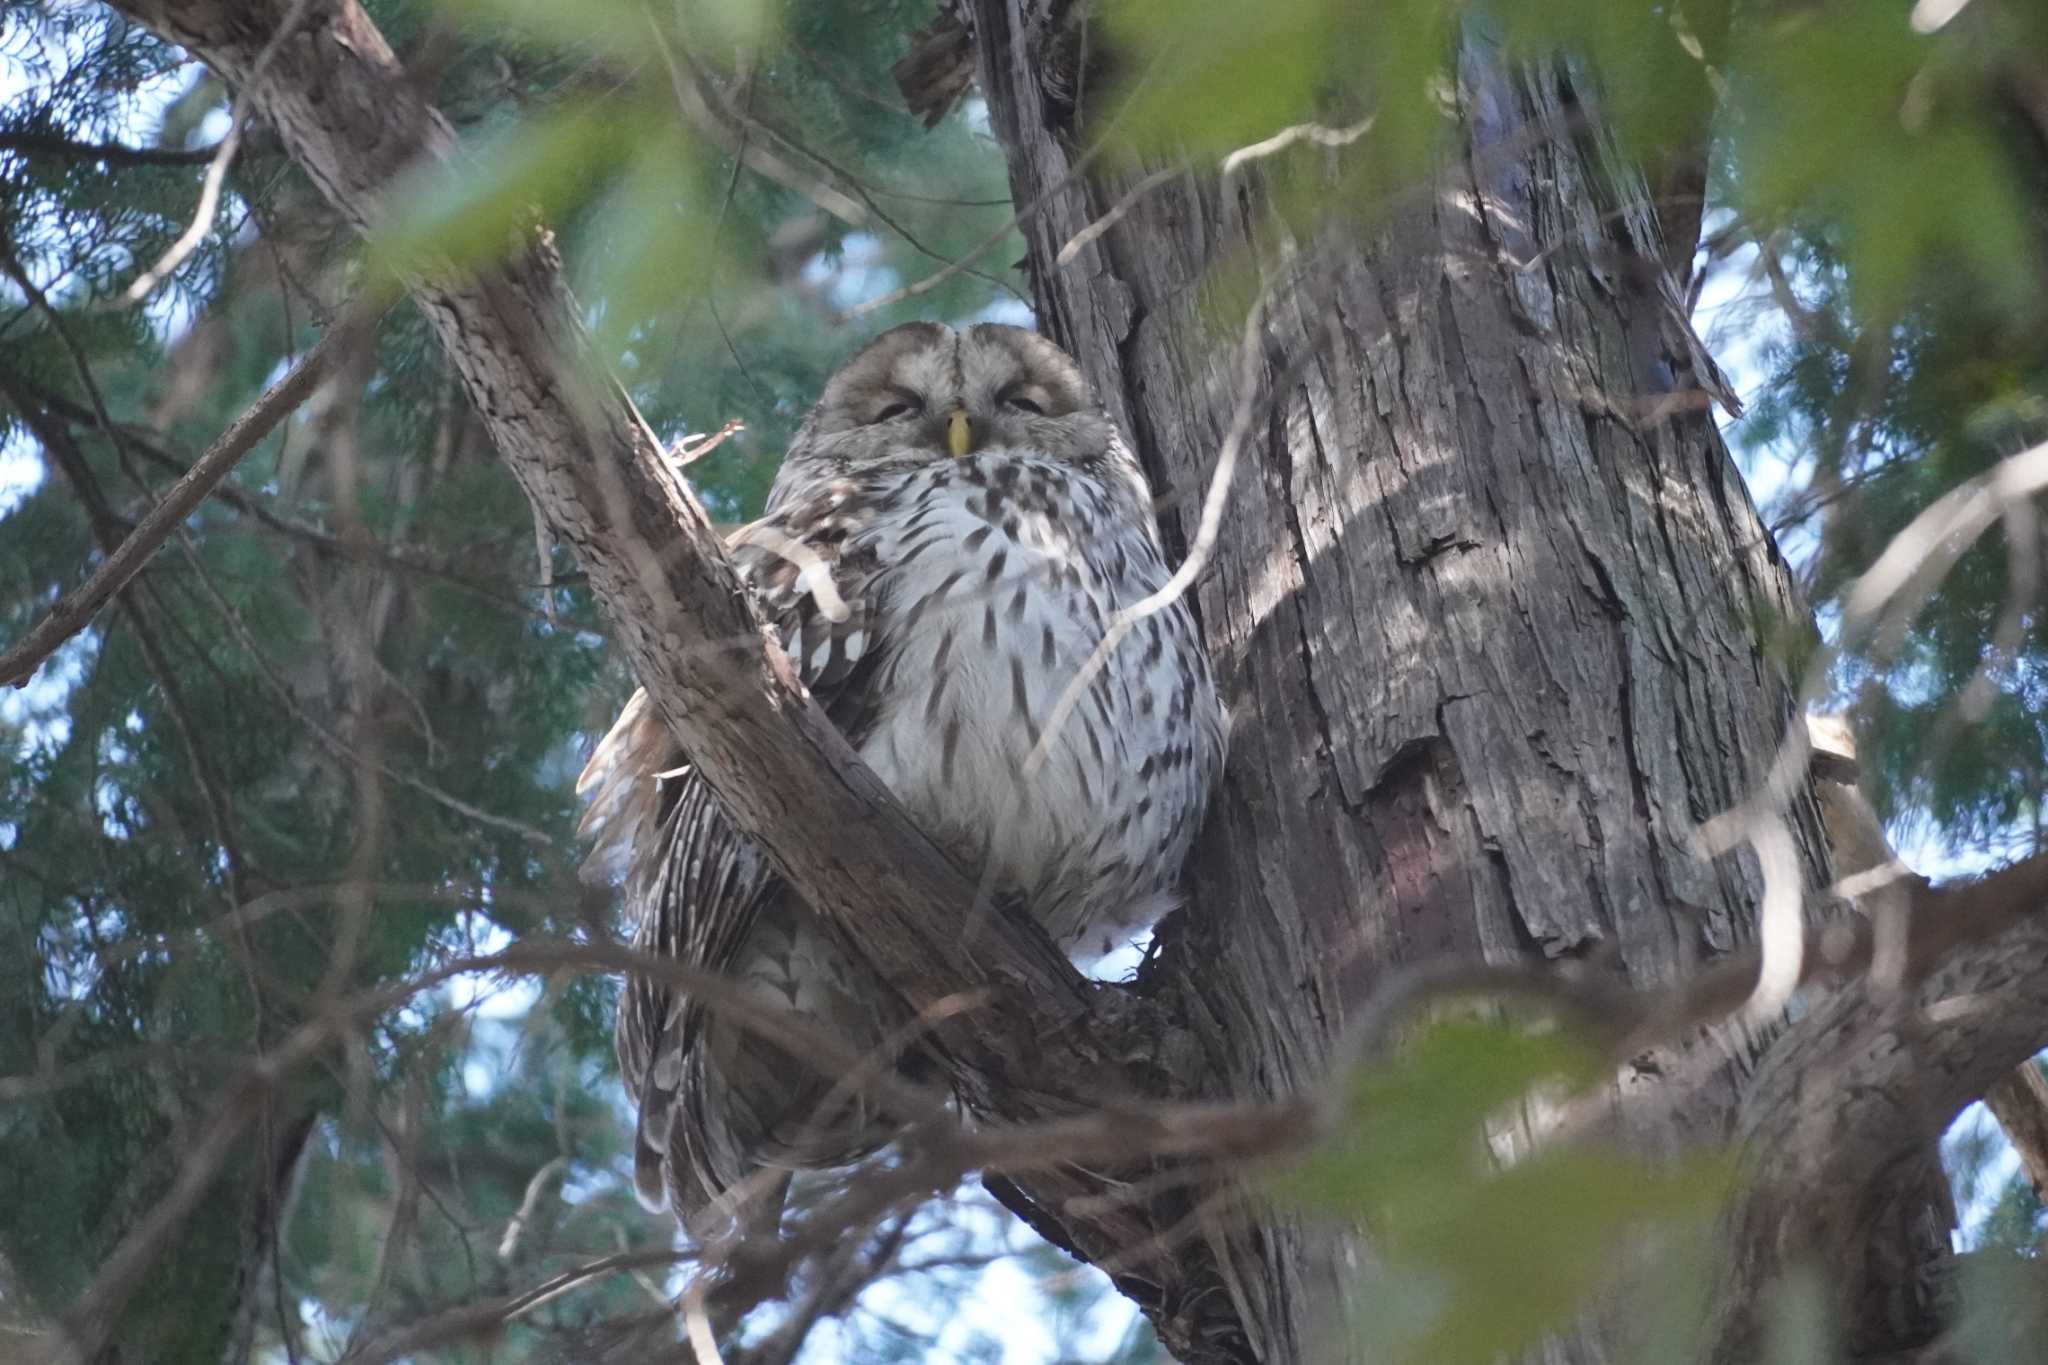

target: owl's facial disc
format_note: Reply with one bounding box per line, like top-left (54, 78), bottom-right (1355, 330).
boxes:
top-left (801, 321), bottom-right (1113, 469)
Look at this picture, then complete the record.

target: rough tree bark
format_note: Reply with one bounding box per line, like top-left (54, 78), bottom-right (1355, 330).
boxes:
top-left (962, 3), bottom-right (1979, 1361)
top-left (78, 2), bottom-right (2048, 1363)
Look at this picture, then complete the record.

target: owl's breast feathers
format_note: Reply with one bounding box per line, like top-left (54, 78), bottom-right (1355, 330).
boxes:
top-left (579, 446), bottom-right (1224, 1213)
top-left (844, 452), bottom-right (1223, 952)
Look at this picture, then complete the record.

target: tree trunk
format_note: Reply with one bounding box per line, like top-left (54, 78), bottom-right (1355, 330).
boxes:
top-left (965, 4), bottom-right (1939, 1359)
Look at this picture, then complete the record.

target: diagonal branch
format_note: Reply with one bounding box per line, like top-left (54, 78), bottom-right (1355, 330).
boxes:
top-left (0, 129), bottom-right (224, 165)
top-left (0, 302), bottom-right (381, 689)
top-left (89, 0), bottom-right (1231, 1336)
top-left (1981, 1060), bottom-right (2048, 1201)
top-left (1699, 847), bottom-right (2048, 1363)
top-left (648, 18), bottom-right (869, 229)
top-left (22, 382), bottom-right (534, 613)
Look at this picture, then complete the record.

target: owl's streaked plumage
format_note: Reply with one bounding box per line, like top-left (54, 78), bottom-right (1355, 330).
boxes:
top-left (579, 322), bottom-right (1226, 1224)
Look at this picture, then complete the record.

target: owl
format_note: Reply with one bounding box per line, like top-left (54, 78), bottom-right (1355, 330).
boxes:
top-left (579, 322), bottom-right (1226, 1225)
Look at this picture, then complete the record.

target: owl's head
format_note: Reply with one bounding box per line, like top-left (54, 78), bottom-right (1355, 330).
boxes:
top-left (778, 322), bottom-right (1127, 485)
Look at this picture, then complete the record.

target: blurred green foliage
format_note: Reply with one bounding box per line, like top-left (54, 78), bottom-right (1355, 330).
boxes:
top-left (1278, 1017), bottom-right (1728, 1365)
top-left (1106, 0), bottom-right (2041, 321)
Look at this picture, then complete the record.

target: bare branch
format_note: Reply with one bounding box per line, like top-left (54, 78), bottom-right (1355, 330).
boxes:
top-left (1981, 1061), bottom-right (2048, 1200)
top-left (115, 0), bottom-right (320, 305)
top-left (648, 18), bottom-right (868, 229)
top-left (0, 302), bottom-right (380, 689)
top-left (0, 129), bottom-right (224, 166)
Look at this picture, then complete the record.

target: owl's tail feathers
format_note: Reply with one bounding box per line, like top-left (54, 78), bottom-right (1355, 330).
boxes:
top-left (576, 687), bottom-right (683, 893)
top-left (630, 1056), bottom-right (684, 1214)
top-left (666, 1017), bottom-right (905, 1239)
top-left (630, 1030), bottom-right (795, 1239)
top-left (682, 1169), bottom-right (793, 1251)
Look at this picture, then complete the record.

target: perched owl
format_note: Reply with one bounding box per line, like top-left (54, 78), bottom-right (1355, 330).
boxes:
top-left (579, 322), bottom-right (1226, 1224)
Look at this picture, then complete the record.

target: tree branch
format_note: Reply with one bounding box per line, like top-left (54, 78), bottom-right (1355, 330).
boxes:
top-left (1702, 849), bottom-right (2048, 1362)
top-left (0, 302), bottom-right (379, 689)
top-left (0, 129), bottom-right (224, 166)
top-left (21, 382), bottom-right (535, 614)
top-left (1981, 1060), bottom-right (2048, 1201)
top-left (92, 0), bottom-right (1232, 1341)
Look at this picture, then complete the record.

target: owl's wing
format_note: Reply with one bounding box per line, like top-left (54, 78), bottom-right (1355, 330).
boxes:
top-left (576, 495), bottom-right (887, 1212)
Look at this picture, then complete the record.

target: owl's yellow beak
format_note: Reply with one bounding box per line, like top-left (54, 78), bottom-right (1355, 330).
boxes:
top-left (946, 407), bottom-right (973, 459)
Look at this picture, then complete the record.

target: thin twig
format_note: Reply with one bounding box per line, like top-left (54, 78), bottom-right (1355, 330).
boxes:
top-left (0, 130), bottom-right (224, 166)
top-left (650, 17), bottom-right (867, 228)
top-left (839, 40), bottom-right (1184, 320)
top-left (651, 19), bottom-right (1022, 305)
top-left (0, 302), bottom-right (380, 688)
top-left (836, 203), bottom-right (1030, 320)
top-left (115, 0), bottom-right (320, 305)
top-left (1054, 166), bottom-right (1182, 268)
top-left (671, 418), bottom-right (746, 467)
top-left (174, 543), bottom-right (556, 845)
top-left (116, 118), bottom-right (247, 304)
top-left (336, 1248), bottom-right (694, 1365)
